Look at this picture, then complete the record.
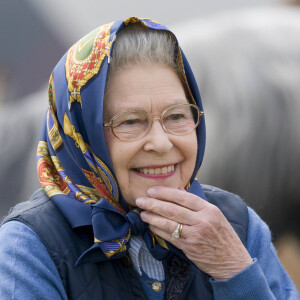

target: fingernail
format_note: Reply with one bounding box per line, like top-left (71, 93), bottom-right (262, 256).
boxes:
top-left (136, 197), bottom-right (145, 207)
top-left (140, 211), bottom-right (147, 221)
top-left (147, 187), bottom-right (156, 197)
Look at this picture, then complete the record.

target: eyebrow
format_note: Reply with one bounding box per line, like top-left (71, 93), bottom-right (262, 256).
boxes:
top-left (110, 98), bottom-right (189, 114)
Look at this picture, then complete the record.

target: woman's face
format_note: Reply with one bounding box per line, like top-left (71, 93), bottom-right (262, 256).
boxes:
top-left (103, 63), bottom-right (198, 207)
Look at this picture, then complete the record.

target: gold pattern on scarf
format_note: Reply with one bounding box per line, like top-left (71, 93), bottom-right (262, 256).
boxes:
top-left (94, 230), bottom-right (131, 258)
top-left (65, 22), bottom-right (114, 108)
top-left (124, 17), bottom-right (142, 25)
top-left (63, 113), bottom-right (119, 204)
top-left (37, 142), bottom-right (93, 202)
top-left (94, 156), bottom-right (117, 197)
top-left (47, 74), bottom-right (63, 151)
top-left (37, 141), bottom-right (70, 197)
top-left (77, 184), bottom-right (101, 202)
top-left (63, 113), bottom-right (87, 153)
top-left (48, 73), bottom-right (57, 113)
top-left (47, 111), bottom-right (62, 151)
top-left (155, 234), bottom-right (169, 250)
top-left (82, 169), bottom-right (123, 212)
top-left (185, 181), bottom-right (191, 190)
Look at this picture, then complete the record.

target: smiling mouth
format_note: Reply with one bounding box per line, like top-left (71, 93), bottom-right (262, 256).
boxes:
top-left (136, 165), bottom-right (175, 175)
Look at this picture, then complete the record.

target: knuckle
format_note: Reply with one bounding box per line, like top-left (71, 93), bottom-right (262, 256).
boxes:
top-left (174, 192), bottom-right (183, 204)
top-left (163, 205), bottom-right (176, 219)
top-left (210, 204), bottom-right (221, 214)
top-left (174, 191), bottom-right (190, 206)
top-left (168, 222), bottom-right (175, 233)
top-left (209, 202), bottom-right (223, 215)
top-left (142, 198), bottom-right (152, 210)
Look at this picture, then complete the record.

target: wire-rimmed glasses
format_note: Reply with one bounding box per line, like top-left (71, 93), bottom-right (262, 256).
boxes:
top-left (103, 103), bottom-right (204, 141)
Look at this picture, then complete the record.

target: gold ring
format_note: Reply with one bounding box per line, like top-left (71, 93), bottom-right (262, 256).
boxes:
top-left (171, 223), bottom-right (183, 239)
top-left (179, 223), bottom-right (183, 236)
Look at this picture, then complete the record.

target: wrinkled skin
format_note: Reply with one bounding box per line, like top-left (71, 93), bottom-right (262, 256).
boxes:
top-left (136, 186), bottom-right (252, 280)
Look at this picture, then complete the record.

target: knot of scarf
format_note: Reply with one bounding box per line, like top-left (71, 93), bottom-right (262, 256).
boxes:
top-left (90, 197), bottom-right (190, 262)
top-left (91, 198), bottom-right (147, 258)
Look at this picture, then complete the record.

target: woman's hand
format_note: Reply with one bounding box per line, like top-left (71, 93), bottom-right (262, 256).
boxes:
top-left (136, 186), bottom-right (253, 280)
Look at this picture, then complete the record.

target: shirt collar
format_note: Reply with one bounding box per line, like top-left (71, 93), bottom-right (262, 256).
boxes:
top-left (129, 236), bottom-right (165, 281)
top-left (129, 236), bottom-right (143, 276)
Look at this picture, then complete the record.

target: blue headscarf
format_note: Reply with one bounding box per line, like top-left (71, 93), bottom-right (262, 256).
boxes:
top-left (37, 17), bottom-right (206, 264)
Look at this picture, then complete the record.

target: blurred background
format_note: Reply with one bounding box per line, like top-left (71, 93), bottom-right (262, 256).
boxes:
top-left (0, 0), bottom-right (299, 291)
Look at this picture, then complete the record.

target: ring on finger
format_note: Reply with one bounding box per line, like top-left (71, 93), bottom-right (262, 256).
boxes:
top-left (171, 223), bottom-right (183, 239)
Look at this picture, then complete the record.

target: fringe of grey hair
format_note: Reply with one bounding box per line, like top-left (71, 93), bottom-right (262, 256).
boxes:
top-left (108, 24), bottom-right (178, 82)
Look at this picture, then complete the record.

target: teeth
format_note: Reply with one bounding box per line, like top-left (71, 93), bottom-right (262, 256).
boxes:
top-left (138, 165), bottom-right (175, 175)
top-left (162, 167), bottom-right (167, 174)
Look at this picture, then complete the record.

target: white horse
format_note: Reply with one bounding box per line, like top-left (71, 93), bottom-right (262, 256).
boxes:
top-left (174, 6), bottom-right (300, 239)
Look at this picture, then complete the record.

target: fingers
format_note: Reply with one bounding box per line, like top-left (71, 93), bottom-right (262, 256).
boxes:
top-left (141, 211), bottom-right (186, 249)
top-left (136, 196), bottom-right (196, 225)
top-left (135, 186), bottom-right (210, 225)
top-left (140, 210), bottom-right (185, 238)
top-left (146, 186), bottom-right (206, 212)
top-left (149, 224), bottom-right (185, 248)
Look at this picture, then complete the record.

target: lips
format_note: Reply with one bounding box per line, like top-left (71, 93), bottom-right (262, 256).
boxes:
top-left (136, 164), bottom-right (175, 175)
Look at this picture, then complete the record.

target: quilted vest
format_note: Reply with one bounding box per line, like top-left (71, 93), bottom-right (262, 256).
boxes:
top-left (2, 185), bottom-right (248, 300)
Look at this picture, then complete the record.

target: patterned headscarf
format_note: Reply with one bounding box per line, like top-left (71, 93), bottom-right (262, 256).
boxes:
top-left (37, 17), bottom-right (206, 263)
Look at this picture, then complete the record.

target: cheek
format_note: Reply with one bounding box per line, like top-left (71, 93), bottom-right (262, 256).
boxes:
top-left (103, 129), bottom-right (133, 194)
top-left (183, 133), bottom-right (198, 176)
top-left (104, 128), bottom-right (119, 165)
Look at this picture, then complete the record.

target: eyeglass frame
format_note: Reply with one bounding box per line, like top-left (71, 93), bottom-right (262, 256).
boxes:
top-left (103, 103), bottom-right (204, 141)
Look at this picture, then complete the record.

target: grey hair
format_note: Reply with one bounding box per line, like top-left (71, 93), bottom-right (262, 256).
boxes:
top-left (108, 24), bottom-right (178, 81)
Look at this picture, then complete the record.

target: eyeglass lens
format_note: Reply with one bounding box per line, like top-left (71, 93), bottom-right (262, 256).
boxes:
top-left (112, 104), bottom-right (200, 141)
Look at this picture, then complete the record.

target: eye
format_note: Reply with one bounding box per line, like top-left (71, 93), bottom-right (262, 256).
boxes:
top-left (164, 109), bottom-right (187, 123)
top-left (120, 118), bottom-right (143, 126)
top-left (167, 113), bottom-right (185, 121)
top-left (113, 111), bottom-right (149, 131)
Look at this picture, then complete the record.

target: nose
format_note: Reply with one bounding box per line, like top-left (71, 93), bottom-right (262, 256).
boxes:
top-left (143, 118), bottom-right (173, 153)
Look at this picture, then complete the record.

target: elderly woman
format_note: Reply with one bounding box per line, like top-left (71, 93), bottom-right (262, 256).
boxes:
top-left (0, 17), bottom-right (298, 299)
